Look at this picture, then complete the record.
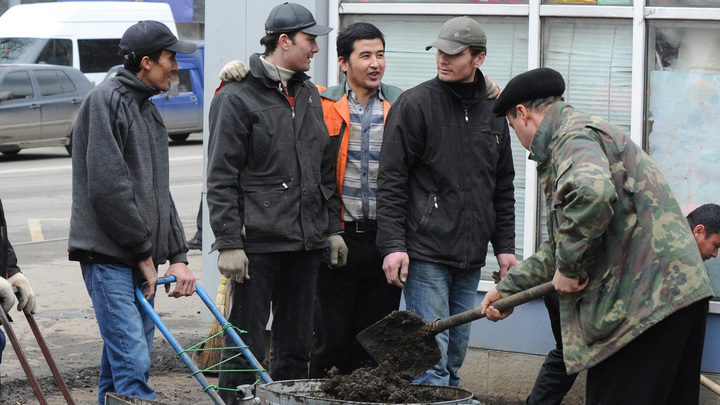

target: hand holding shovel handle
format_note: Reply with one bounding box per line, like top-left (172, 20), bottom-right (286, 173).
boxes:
top-left (431, 281), bottom-right (555, 333)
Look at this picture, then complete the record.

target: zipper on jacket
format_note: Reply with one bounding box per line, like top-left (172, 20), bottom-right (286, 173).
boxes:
top-left (464, 108), bottom-right (469, 123)
top-left (278, 82), bottom-right (295, 119)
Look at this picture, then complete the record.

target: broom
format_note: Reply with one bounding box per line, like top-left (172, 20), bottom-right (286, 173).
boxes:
top-left (192, 275), bottom-right (232, 373)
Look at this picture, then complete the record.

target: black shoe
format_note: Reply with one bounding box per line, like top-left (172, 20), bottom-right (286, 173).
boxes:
top-left (187, 237), bottom-right (202, 250)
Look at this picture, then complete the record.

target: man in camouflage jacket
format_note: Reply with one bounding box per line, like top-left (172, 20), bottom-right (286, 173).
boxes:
top-left (483, 67), bottom-right (712, 404)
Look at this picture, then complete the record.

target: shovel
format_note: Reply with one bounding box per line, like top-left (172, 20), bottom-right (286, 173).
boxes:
top-left (356, 281), bottom-right (555, 378)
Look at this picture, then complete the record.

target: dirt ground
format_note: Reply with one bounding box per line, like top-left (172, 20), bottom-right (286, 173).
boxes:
top-left (0, 243), bottom-right (512, 405)
top-left (0, 246), bottom-right (219, 404)
top-left (3, 341), bottom-right (218, 404)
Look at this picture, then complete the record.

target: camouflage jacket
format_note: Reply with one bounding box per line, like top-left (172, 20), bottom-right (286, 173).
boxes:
top-left (496, 102), bottom-right (712, 374)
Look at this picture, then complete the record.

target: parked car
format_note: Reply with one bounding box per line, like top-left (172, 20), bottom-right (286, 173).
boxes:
top-left (102, 42), bottom-right (204, 142)
top-left (0, 64), bottom-right (92, 156)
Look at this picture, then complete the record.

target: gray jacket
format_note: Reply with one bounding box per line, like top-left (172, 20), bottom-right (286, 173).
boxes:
top-left (68, 68), bottom-right (188, 266)
top-left (207, 53), bottom-right (342, 253)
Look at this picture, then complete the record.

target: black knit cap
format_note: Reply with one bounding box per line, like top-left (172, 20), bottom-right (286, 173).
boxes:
top-left (492, 67), bottom-right (565, 117)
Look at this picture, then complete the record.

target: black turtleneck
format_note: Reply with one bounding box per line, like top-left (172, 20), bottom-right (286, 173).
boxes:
top-left (446, 79), bottom-right (477, 103)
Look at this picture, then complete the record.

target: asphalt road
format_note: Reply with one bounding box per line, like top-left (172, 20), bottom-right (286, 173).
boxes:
top-left (0, 134), bottom-right (216, 404)
top-left (0, 134), bottom-right (205, 258)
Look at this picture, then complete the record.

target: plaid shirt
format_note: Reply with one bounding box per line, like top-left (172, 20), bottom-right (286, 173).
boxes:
top-left (342, 85), bottom-right (385, 222)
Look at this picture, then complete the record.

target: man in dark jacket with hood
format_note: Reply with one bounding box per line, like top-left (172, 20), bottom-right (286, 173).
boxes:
top-left (69, 20), bottom-right (197, 404)
top-left (376, 16), bottom-right (516, 386)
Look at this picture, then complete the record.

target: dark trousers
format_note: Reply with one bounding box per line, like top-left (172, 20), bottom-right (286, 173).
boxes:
top-left (193, 198), bottom-right (202, 240)
top-left (309, 225), bottom-right (402, 378)
top-left (218, 250), bottom-right (321, 405)
top-left (586, 298), bottom-right (709, 405)
top-left (526, 291), bottom-right (577, 405)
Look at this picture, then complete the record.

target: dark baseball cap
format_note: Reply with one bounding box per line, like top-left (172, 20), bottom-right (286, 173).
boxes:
top-left (426, 16), bottom-right (487, 55)
top-left (119, 20), bottom-right (198, 59)
top-left (265, 2), bottom-right (332, 36)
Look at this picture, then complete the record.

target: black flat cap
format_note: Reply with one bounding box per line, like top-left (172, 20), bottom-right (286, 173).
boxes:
top-left (265, 2), bottom-right (332, 36)
top-left (493, 67), bottom-right (565, 117)
top-left (119, 20), bottom-right (197, 60)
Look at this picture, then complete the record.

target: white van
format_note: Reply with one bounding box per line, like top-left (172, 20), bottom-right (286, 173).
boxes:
top-left (0, 1), bottom-right (177, 85)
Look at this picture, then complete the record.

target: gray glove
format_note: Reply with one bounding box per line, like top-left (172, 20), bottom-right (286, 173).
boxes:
top-left (219, 60), bottom-right (249, 83)
top-left (326, 234), bottom-right (348, 269)
top-left (9, 273), bottom-right (35, 314)
top-left (485, 74), bottom-right (499, 99)
top-left (217, 249), bottom-right (250, 283)
top-left (0, 277), bottom-right (15, 314)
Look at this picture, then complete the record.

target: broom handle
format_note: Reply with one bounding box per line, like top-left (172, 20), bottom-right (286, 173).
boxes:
top-left (214, 276), bottom-right (229, 319)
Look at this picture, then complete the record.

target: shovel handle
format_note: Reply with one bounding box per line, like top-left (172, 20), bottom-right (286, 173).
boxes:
top-left (432, 281), bottom-right (555, 333)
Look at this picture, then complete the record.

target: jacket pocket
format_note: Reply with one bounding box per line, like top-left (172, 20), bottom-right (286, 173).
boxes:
top-left (416, 192), bottom-right (438, 234)
top-left (573, 279), bottom-right (626, 346)
top-left (244, 187), bottom-right (299, 240)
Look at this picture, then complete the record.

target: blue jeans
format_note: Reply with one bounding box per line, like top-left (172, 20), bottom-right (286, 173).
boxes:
top-left (82, 263), bottom-right (156, 404)
top-left (403, 259), bottom-right (482, 386)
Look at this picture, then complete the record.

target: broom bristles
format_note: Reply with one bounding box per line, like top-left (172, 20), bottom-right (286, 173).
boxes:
top-left (193, 276), bottom-right (232, 373)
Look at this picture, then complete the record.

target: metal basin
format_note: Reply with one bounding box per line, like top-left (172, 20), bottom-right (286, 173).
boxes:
top-left (257, 379), bottom-right (474, 405)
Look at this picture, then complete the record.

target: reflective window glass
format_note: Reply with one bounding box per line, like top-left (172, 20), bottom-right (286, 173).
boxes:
top-left (0, 71), bottom-right (33, 100)
top-left (36, 70), bottom-right (63, 96)
top-left (37, 39), bottom-right (73, 67)
top-left (78, 39), bottom-right (124, 74)
top-left (646, 23), bottom-right (720, 297)
top-left (543, 18), bottom-right (633, 132)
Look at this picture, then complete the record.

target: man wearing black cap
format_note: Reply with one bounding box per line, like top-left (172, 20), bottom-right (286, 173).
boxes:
top-left (482, 67), bottom-right (712, 404)
top-left (206, 3), bottom-right (344, 402)
top-left (376, 16), bottom-right (516, 387)
top-left (69, 20), bottom-right (197, 404)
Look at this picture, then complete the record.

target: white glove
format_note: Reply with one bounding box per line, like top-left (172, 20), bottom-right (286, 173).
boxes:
top-left (9, 273), bottom-right (35, 314)
top-left (326, 234), bottom-right (349, 269)
top-left (0, 277), bottom-right (15, 314)
top-left (217, 249), bottom-right (250, 283)
top-left (219, 60), bottom-right (249, 83)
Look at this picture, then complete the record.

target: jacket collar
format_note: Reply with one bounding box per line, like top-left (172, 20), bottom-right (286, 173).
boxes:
top-left (529, 101), bottom-right (571, 164)
top-left (115, 68), bottom-right (159, 104)
top-left (320, 77), bottom-right (402, 104)
top-left (436, 68), bottom-right (486, 103)
top-left (248, 53), bottom-right (311, 89)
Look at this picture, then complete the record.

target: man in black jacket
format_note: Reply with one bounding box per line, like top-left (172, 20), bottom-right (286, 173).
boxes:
top-left (206, 3), bottom-right (345, 403)
top-left (376, 16), bottom-right (516, 386)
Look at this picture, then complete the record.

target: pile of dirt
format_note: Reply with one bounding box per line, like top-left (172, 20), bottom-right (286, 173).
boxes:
top-left (318, 311), bottom-right (458, 403)
top-left (320, 365), bottom-right (450, 403)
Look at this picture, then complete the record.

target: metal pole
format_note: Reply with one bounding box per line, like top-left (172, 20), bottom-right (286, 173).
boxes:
top-left (135, 281), bottom-right (226, 405)
top-left (25, 313), bottom-right (76, 404)
top-left (0, 309), bottom-right (47, 404)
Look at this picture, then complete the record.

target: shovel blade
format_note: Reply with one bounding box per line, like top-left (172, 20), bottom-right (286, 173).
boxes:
top-left (356, 310), bottom-right (441, 379)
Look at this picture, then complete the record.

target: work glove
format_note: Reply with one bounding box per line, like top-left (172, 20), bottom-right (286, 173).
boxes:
top-left (485, 74), bottom-right (500, 99)
top-left (217, 248), bottom-right (250, 283)
top-left (324, 234), bottom-right (348, 269)
top-left (219, 60), bottom-right (249, 83)
top-left (9, 273), bottom-right (36, 314)
top-left (0, 277), bottom-right (15, 314)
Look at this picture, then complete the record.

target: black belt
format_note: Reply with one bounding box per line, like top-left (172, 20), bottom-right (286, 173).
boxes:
top-left (346, 220), bottom-right (377, 233)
